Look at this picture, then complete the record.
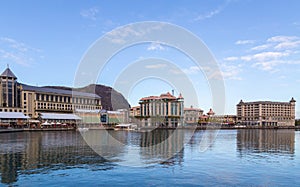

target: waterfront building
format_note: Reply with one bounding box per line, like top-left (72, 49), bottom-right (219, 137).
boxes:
top-left (236, 98), bottom-right (296, 126)
top-left (183, 106), bottom-right (203, 125)
top-left (0, 66), bottom-right (102, 125)
top-left (198, 109), bottom-right (236, 126)
top-left (208, 115), bottom-right (237, 126)
top-left (138, 92), bottom-right (184, 127)
top-left (199, 108), bottom-right (215, 125)
top-left (100, 109), bottom-right (129, 125)
top-left (130, 106), bottom-right (140, 117)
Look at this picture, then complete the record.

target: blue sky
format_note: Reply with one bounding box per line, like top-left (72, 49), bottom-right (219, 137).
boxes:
top-left (1, 0), bottom-right (300, 116)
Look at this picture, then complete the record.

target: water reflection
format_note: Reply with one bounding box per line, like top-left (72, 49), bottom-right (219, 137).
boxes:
top-left (81, 129), bottom-right (185, 166)
top-left (237, 129), bottom-right (295, 156)
top-left (0, 129), bottom-right (298, 185)
top-left (0, 132), bottom-right (107, 185)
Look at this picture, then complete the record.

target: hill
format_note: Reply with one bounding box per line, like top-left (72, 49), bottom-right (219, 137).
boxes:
top-left (44, 84), bottom-right (130, 110)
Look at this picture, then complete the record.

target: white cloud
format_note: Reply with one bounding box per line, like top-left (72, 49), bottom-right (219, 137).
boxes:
top-left (267, 35), bottom-right (298, 43)
top-left (0, 37), bottom-right (41, 53)
top-left (105, 23), bottom-right (165, 44)
top-left (251, 44), bottom-right (272, 51)
top-left (241, 51), bottom-right (290, 62)
top-left (252, 59), bottom-right (300, 72)
top-left (225, 35), bottom-right (300, 73)
top-left (274, 40), bottom-right (300, 50)
top-left (194, 1), bottom-right (231, 21)
top-left (147, 42), bottom-right (165, 51)
top-left (80, 7), bottom-right (99, 20)
top-left (235, 40), bottom-right (255, 45)
top-left (145, 64), bottom-right (167, 69)
top-left (220, 63), bottom-right (242, 80)
top-left (264, 35), bottom-right (300, 50)
top-left (0, 37), bottom-right (42, 66)
top-left (182, 66), bottom-right (201, 74)
top-left (223, 56), bottom-right (239, 61)
top-left (194, 8), bottom-right (221, 21)
top-left (252, 60), bottom-right (280, 72)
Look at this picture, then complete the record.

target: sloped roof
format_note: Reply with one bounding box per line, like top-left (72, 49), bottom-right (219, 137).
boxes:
top-left (1, 67), bottom-right (17, 79)
top-left (40, 113), bottom-right (81, 120)
top-left (21, 84), bottom-right (100, 99)
top-left (0, 112), bottom-right (29, 119)
top-left (140, 92), bottom-right (181, 101)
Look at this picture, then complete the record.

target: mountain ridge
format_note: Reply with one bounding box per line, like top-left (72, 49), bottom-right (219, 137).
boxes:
top-left (44, 84), bottom-right (130, 110)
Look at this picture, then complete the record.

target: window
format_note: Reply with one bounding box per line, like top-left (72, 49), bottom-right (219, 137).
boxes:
top-left (24, 93), bottom-right (27, 100)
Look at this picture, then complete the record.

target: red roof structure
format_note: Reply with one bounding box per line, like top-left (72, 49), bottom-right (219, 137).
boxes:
top-left (140, 92), bottom-right (182, 101)
top-left (207, 108), bottom-right (215, 116)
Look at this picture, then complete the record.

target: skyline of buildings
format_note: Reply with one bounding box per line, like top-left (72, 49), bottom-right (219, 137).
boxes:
top-left (0, 65), bottom-right (298, 127)
top-left (1, 1), bottom-right (300, 117)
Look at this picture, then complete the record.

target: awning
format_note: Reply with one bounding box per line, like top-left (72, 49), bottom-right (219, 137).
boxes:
top-left (40, 113), bottom-right (81, 120)
top-left (0, 112), bottom-right (29, 119)
top-left (29, 119), bottom-right (40, 123)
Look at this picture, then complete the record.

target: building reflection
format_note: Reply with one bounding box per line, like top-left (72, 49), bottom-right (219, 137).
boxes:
top-left (0, 130), bottom-right (187, 185)
top-left (0, 132), bottom-right (107, 185)
top-left (237, 129), bottom-right (295, 156)
top-left (139, 129), bottom-right (184, 165)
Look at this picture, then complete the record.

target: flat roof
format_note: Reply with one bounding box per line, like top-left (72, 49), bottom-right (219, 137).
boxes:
top-left (21, 84), bottom-right (100, 99)
top-left (75, 109), bottom-right (101, 113)
top-left (237, 101), bottom-right (291, 105)
top-left (40, 113), bottom-right (81, 120)
top-left (0, 112), bottom-right (29, 119)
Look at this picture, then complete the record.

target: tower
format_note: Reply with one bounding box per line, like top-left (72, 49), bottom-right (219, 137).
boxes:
top-left (0, 65), bottom-right (21, 108)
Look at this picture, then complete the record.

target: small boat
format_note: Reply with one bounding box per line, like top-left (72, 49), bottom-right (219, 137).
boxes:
top-left (114, 123), bottom-right (137, 131)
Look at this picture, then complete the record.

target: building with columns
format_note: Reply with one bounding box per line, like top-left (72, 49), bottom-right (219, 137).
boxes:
top-left (138, 92), bottom-right (184, 127)
top-left (236, 98), bottom-right (296, 126)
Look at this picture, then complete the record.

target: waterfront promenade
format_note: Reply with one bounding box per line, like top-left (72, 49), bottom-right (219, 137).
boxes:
top-left (1, 125), bottom-right (299, 133)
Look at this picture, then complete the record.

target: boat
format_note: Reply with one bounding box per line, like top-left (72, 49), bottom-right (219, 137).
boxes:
top-left (114, 123), bottom-right (137, 131)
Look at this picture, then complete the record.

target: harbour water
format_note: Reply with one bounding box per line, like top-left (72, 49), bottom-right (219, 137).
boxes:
top-left (0, 129), bottom-right (299, 186)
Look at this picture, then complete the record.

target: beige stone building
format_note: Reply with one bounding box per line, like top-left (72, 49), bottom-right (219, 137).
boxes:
top-left (236, 98), bottom-right (296, 126)
top-left (0, 66), bottom-right (102, 123)
top-left (138, 92), bottom-right (184, 127)
top-left (183, 106), bottom-right (203, 125)
top-left (130, 106), bottom-right (141, 117)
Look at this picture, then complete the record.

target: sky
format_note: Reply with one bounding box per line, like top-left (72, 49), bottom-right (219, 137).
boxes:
top-left (0, 0), bottom-right (300, 116)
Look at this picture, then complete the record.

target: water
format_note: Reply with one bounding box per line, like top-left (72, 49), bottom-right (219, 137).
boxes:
top-left (0, 129), bottom-right (299, 186)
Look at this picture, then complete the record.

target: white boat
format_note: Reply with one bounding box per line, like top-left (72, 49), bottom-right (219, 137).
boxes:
top-left (114, 123), bottom-right (137, 131)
